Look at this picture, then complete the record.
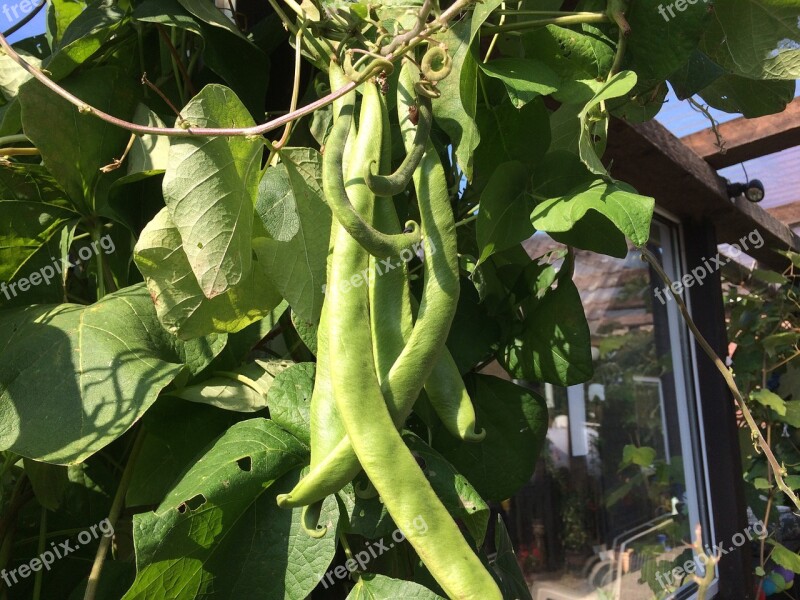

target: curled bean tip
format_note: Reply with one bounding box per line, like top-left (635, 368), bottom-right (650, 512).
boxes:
top-left (465, 427), bottom-right (487, 443)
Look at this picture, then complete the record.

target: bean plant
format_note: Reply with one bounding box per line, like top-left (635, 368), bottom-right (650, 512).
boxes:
top-left (0, 0), bottom-right (796, 599)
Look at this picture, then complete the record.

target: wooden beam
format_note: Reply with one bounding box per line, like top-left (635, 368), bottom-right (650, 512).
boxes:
top-left (681, 98), bottom-right (800, 168)
top-left (606, 118), bottom-right (800, 271)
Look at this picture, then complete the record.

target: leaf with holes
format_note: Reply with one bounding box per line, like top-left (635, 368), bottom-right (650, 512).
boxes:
top-left (162, 85), bottom-right (263, 298)
top-left (134, 207), bottom-right (283, 340)
top-left (123, 419), bottom-right (338, 600)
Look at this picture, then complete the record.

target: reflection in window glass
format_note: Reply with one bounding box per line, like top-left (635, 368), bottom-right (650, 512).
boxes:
top-left (504, 220), bottom-right (709, 599)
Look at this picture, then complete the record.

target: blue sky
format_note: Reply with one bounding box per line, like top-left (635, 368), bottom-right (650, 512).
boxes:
top-left (1, 0), bottom-right (46, 42)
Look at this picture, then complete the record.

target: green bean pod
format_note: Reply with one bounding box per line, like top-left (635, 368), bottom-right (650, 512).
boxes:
top-left (322, 72), bottom-right (421, 258)
top-left (364, 94), bottom-right (433, 198)
top-left (371, 91), bottom-right (484, 443)
top-left (276, 68), bottom-right (480, 511)
top-left (326, 61), bottom-right (502, 600)
top-left (300, 63), bottom-right (354, 537)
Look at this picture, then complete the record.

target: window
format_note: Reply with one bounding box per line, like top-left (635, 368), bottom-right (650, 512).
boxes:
top-left (507, 217), bottom-right (713, 599)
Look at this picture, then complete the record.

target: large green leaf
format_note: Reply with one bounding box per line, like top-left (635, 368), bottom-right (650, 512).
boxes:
top-left (479, 58), bottom-right (560, 108)
top-left (531, 178), bottom-right (655, 247)
top-left (624, 0), bottom-right (710, 81)
top-left (509, 273), bottom-right (594, 385)
top-left (124, 419), bottom-right (338, 600)
top-left (490, 516), bottom-right (533, 600)
top-left (473, 95), bottom-right (550, 192)
top-left (48, 0), bottom-right (89, 46)
top-left (521, 25), bottom-right (614, 104)
top-left (134, 0), bottom-right (270, 115)
top-left (433, 0), bottom-right (503, 179)
top-left (0, 50), bottom-right (39, 100)
top-left (254, 148), bottom-right (331, 324)
top-left (433, 375), bottom-right (548, 501)
top-left (476, 161), bottom-right (534, 265)
top-left (46, 0), bottom-right (128, 80)
top-left (577, 71), bottom-right (638, 176)
top-left (699, 75), bottom-right (796, 117)
top-left (264, 362), bottom-right (314, 445)
top-left (0, 284), bottom-right (225, 464)
top-left (699, 0), bottom-right (800, 79)
top-left (346, 574), bottom-right (445, 600)
top-left (19, 66), bottom-right (139, 212)
top-left (162, 85), bottom-right (264, 298)
top-left (170, 359), bottom-right (294, 413)
top-left (127, 400), bottom-right (243, 507)
top-left (177, 0), bottom-right (245, 38)
top-left (669, 49), bottom-right (727, 99)
top-left (0, 166), bottom-right (78, 307)
top-left (134, 207), bottom-right (282, 339)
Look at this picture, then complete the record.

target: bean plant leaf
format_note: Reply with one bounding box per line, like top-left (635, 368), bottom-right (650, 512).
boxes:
top-left (699, 75), bottom-right (796, 118)
top-left (624, 0), bottom-right (710, 81)
top-left (577, 71), bottom-right (638, 175)
top-left (0, 166), bottom-right (78, 307)
top-left (474, 96), bottom-right (550, 192)
top-left (19, 66), bottom-right (139, 211)
top-left (0, 284), bottom-right (226, 464)
top-left (476, 161), bottom-right (534, 265)
top-left (45, 0), bottom-right (128, 79)
top-left (769, 541), bottom-right (800, 574)
top-left (177, 0), bottom-right (245, 38)
top-left (699, 0), bottom-right (800, 79)
top-left (433, 0), bottom-right (503, 179)
top-left (669, 49), bottom-right (727, 99)
top-left (134, 207), bottom-right (283, 340)
top-left (433, 375), bottom-right (548, 501)
top-left (752, 389), bottom-right (787, 415)
top-left (265, 362), bottom-right (315, 445)
top-left (124, 419), bottom-right (337, 600)
top-left (531, 179), bottom-right (655, 247)
top-left (490, 516), bottom-right (533, 600)
top-left (126, 400), bottom-right (243, 507)
top-left (346, 574), bottom-right (445, 600)
top-left (508, 274), bottom-right (594, 386)
top-left (521, 25), bottom-right (614, 104)
top-left (48, 0), bottom-right (89, 45)
top-left (404, 432), bottom-right (490, 545)
top-left (479, 58), bottom-right (560, 108)
top-left (128, 104), bottom-right (171, 174)
top-left (170, 359), bottom-right (294, 413)
top-left (254, 148), bottom-right (331, 324)
top-left (162, 85), bottom-right (263, 299)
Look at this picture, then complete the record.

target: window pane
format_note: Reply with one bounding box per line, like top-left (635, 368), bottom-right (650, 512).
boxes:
top-left (510, 220), bottom-right (707, 599)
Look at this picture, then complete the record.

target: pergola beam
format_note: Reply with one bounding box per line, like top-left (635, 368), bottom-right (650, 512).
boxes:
top-left (605, 118), bottom-right (800, 272)
top-left (681, 98), bottom-right (800, 169)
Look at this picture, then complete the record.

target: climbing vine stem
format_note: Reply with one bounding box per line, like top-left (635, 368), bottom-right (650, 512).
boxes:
top-left (0, 0), bottom-right (474, 139)
top-left (83, 427), bottom-right (146, 600)
top-left (640, 246), bottom-right (800, 511)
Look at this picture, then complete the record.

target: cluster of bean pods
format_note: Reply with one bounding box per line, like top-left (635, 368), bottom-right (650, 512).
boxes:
top-left (276, 53), bottom-right (502, 600)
